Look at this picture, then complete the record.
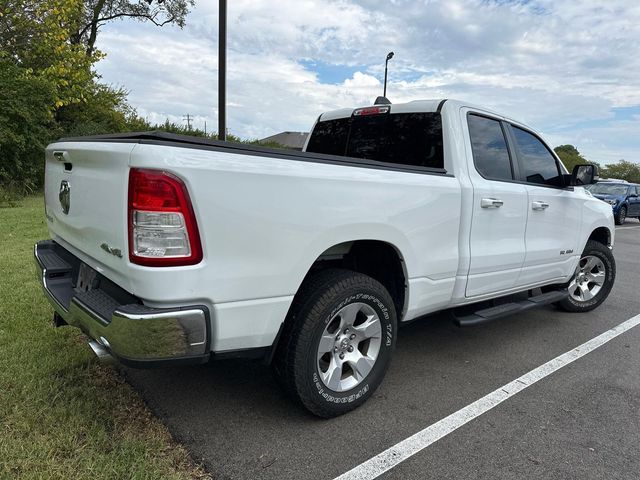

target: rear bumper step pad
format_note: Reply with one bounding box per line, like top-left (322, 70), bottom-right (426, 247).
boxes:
top-left (34, 240), bottom-right (211, 367)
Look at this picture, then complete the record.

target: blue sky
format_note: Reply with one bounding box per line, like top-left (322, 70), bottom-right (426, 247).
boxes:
top-left (299, 60), bottom-right (365, 85)
top-left (95, 0), bottom-right (640, 164)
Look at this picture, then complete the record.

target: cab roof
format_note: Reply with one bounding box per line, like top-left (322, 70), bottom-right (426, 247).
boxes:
top-left (318, 98), bottom-right (522, 126)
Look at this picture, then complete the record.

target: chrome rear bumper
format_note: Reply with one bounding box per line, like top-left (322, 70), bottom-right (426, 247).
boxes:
top-left (34, 240), bottom-right (210, 367)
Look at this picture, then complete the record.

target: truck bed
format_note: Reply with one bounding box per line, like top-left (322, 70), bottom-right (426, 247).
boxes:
top-left (58, 131), bottom-right (449, 176)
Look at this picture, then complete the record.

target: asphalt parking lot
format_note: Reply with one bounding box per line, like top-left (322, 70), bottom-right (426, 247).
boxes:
top-left (125, 221), bottom-right (640, 480)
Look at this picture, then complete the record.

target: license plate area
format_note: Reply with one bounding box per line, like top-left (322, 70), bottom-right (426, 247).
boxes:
top-left (75, 262), bottom-right (99, 293)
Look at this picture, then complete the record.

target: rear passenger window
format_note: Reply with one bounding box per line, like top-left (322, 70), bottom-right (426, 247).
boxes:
top-left (467, 114), bottom-right (513, 181)
top-left (512, 126), bottom-right (562, 187)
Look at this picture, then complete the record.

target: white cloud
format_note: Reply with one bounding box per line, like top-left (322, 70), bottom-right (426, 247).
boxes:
top-left (343, 72), bottom-right (380, 88)
top-left (94, 0), bottom-right (640, 162)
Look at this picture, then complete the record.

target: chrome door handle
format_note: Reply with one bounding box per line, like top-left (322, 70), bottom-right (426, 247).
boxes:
top-left (481, 198), bottom-right (504, 208)
top-left (532, 201), bottom-right (549, 210)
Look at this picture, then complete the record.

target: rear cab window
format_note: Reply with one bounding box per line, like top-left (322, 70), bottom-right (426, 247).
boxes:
top-left (306, 110), bottom-right (444, 170)
top-left (305, 117), bottom-right (350, 157)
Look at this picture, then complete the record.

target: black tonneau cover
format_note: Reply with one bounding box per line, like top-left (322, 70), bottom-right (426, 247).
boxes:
top-left (56, 131), bottom-right (448, 176)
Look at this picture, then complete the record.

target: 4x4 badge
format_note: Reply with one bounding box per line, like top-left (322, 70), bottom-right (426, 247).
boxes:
top-left (59, 180), bottom-right (70, 214)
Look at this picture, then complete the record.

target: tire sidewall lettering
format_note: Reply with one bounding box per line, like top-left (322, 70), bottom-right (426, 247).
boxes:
top-left (312, 372), bottom-right (370, 404)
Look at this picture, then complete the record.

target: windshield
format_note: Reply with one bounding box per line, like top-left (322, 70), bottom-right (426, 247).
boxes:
top-left (586, 184), bottom-right (629, 196)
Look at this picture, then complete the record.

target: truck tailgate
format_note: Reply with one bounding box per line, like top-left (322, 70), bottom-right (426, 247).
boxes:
top-left (44, 142), bottom-right (135, 285)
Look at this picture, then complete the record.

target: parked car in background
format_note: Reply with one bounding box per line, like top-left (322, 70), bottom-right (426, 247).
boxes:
top-left (586, 182), bottom-right (640, 224)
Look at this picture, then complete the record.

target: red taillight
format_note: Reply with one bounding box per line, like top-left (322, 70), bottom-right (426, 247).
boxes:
top-left (128, 169), bottom-right (202, 267)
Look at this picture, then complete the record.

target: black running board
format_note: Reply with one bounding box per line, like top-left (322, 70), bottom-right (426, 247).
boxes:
top-left (452, 289), bottom-right (568, 327)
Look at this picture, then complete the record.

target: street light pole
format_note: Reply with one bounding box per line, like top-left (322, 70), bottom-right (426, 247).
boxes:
top-left (218, 0), bottom-right (227, 141)
top-left (383, 51), bottom-right (394, 98)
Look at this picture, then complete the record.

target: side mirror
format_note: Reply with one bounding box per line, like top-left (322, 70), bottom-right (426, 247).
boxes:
top-left (570, 164), bottom-right (599, 186)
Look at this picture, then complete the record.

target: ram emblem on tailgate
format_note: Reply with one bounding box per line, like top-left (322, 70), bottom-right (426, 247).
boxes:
top-left (59, 180), bottom-right (70, 215)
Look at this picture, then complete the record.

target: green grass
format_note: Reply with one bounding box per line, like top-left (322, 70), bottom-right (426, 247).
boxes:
top-left (0, 196), bottom-right (212, 480)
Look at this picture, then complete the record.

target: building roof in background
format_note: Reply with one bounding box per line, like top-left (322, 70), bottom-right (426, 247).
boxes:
top-left (260, 131), bottom-right (309, 150)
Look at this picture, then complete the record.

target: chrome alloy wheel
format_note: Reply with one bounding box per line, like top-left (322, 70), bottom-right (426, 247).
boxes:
top-left (568, 255), bottom-right (606, 303)
top-left (316, 302), bottom-right (382, 392)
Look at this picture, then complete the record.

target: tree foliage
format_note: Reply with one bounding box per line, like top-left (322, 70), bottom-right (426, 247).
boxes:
top-left (554, 144), bottom-right (603, 173)
top-left (554, 144), bottom-right (588, 173)
top-left (1, 0), bottom-right (96, 108)
top-left (72, 0), bottom-right (195, 56)
top-left (553, 145), bottom-right (639, 183)
top-left (0, 58), bottom-right (56, 199)
top-left (600, 160), bottom-right (640, 184)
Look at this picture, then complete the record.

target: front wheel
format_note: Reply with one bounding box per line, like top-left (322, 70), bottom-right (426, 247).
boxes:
top-left (556, 240), bottom-right (616, 312)
top-left (615, 206), bottom-right (627, 225)
top-left (273, 269), bottom-right (397, 417)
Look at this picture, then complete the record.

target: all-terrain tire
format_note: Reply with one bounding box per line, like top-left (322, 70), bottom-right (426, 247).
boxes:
top-left (272, 269), bottom-right (397, 417)
top-left (556, 240), bottom-right (616, 312)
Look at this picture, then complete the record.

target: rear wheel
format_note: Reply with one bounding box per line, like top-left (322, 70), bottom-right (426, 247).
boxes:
top-left (556, 240), bottom-right (615, 312)
top-left (273, 269), bottom-right (396, 417)
top-left (615, 206), bottom-right (627, 225)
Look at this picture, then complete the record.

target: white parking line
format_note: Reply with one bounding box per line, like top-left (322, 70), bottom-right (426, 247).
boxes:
top-left (334, 313), bottom-right (640, 480)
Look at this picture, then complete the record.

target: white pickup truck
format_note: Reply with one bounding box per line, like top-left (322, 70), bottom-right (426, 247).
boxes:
top-left (36, 99), bottom-right (615, 417)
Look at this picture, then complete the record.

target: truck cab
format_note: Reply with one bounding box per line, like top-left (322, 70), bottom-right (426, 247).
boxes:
top-left (305, 100), bottom-right (613, 301)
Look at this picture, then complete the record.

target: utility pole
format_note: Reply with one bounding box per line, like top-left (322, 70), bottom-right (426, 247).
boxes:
top-left (218, 0), bottom-right (227, 141)
top-left (183, 114), bottom-right (193, 131)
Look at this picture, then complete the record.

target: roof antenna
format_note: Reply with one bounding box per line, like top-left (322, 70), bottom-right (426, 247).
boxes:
top-left (375, 51), bottom-right (394, 105)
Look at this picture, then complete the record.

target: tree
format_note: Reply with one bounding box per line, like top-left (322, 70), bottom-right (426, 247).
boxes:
top-left (1, 0), bottom-right (96, 109)
top-left (71, 0), bottom-right (195, 56)
top-left (0, 58), bottom-right (56, 199)
top-left (56, 83), bottom-right (148, 136)
top-left (554, 145), bottom-right (589, 172)
top-left (600, 160), bottom-right (640, 183)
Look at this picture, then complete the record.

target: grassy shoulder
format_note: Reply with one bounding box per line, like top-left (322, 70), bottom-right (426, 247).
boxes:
top-left (0, 196), bottom-right (212, 480)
